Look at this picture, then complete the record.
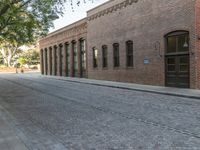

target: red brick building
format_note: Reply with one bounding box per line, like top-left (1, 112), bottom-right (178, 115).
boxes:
top-left (39, 18), bottom-right (87, 78)
top-left (39, 0), bottom-right (200, 89)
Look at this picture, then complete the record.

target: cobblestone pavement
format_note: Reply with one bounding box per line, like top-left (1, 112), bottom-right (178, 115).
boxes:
top-left (0, 74), bottom-right (200, 150)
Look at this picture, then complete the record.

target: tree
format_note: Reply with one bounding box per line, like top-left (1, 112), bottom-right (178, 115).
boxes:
top-left (19, 49), bottom-right (40, 66)
top-left (0, 40), bottom-right (23, 66)
top-left (0, 0), bottom-right (66, 37)
top-left (0, 0), bottom-right (66, 66)
top-left (18, 57), bottom-right (27, 67)
top-left (0, 0), bottom-right (97, 39)
top-left (0, 0), bottom-right (97, 66)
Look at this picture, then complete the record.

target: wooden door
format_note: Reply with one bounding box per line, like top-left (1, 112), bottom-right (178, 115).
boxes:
top-left (165, 31), bottom-right (190, 88)
top-left (165, 55), bottom-right (189, 88)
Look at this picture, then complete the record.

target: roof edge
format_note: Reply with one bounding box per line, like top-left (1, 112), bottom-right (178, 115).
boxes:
top-left (40, 17), bottom-right (87, 40)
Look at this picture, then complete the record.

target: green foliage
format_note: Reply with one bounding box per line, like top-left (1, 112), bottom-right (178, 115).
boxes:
top-left (18, 57), bottom-right (27, 66)
top-left (0, 0), bottom-right (66, 66)
top-left (19, 49), bottom-right (40, 65)
top-left (0, 0), bottom-right (97, 66)
top-left (0, 0), bottom-right (67, 45)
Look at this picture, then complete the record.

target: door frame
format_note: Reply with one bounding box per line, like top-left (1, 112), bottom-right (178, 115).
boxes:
top-left (164, 30), bottom-right (190, 88)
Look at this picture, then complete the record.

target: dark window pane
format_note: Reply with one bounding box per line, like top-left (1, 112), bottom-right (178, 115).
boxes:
top-left (179, 56), bottom-right (189, 64)
top-left (65, 44), bottom-right (70, 76)
top-left (167, 36), bottom-right (176, 53)
top-left (80, 40), bottom-right (86, 70)
top-left (54, 47), bottom-right (57, 75)
top-left (72, 42), bottom-right (78, 76)
top-left (127, 56), bottom-right (133, 67)
top-left (167, 58), bottom-right (175, 65)
top-left (179, 56), bottom-right (189, 72)
top-left (102, 45), bottom-right (108, 68)
top-left (168, 65), bottom-right (176, 72)
top-left (45, 49), bottom-right (48, 74)
top-left (93, 48), bottom-right (98, 68)
top-left (180, 65), bottom-right (188, 72)
top-left (126, 41), bottom-right (133, 67)
top-left (113, 43), bottom-right (120, 67)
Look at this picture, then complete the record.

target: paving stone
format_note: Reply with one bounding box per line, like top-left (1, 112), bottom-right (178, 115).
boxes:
top-left (0, 74), bottom-right (200, 149)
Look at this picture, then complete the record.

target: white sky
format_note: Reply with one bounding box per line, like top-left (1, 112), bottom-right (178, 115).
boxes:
top-left (49, 0), bottom-right (109, 33)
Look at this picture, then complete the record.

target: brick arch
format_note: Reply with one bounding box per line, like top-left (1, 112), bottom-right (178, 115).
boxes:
top-left (59, 43), bottom-right (63, 47)
top-left (156, 28), bottom-right (191, 58)
top-left (164, 30), bottom-right (189, 37)
top-left (71, 40), bottom-right (76, 43)
top-left (79, 37), bottom-right (85, 41)
top-left (65, 42), bottom-right (69, 45)
top-left (162, 27), bottom-right (190, 38)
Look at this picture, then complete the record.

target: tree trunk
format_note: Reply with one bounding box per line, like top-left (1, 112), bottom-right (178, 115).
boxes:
top-left (7, 49), bottom-right (12, 67)
top-left (0, 48), bottom-right (8, 66)
top-left (7, 55), bottom-right (12, 67)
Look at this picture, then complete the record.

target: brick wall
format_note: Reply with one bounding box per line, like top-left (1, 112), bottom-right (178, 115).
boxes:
top-left (195, 0), bottom-right (200, 89)
top-left (39, 19), bottom-right (87, 77)
top-left (87, 0), bottom-right (197, 87)
top-left (39, 0), bottom-right (200, 89)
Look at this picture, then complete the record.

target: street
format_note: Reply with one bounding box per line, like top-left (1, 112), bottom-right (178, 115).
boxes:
top-left (0, 74), bottom-right (200, 150)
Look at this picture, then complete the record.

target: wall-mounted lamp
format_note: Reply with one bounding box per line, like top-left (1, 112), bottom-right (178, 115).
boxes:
top-left (183, 36), bottom-right (189, 48)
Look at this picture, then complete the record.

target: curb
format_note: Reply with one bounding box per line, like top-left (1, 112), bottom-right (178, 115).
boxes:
top-left (40, 75), bottom-right (200, 100)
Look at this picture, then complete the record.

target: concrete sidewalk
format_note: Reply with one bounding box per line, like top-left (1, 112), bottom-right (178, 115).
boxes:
top-left (0, 106), bottom-right (28, 150)
top-left (43, 75), bottom-right (200, 99)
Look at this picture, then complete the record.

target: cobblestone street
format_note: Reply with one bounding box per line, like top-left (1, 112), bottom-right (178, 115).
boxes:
top-left (0, 74), bottom-right (200, 150)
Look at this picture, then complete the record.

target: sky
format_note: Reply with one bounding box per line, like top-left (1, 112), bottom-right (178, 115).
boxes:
top-left (49, 0), bottom-right (109, 33)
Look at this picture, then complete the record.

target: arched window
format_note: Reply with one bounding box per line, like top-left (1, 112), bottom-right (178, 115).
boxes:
top-left (65, 42), bottom-right (70, 76)
top-left (44, 48), bottom-right (48, 75)
top-left (80, 39), bottom-right (86, 77)
top-left (40, 49), bottom-right (44, 74)
top-left (126, 40), bottom-right (133, 67)
top-left (165, 31), bottom-right (189, 54)
top-left (59, 44), bottom-right (63, 76)
top-left (165, 31), bottom-right (190, 88)
top-left (49, 47), bottom-right (53, 75)
top-left (102, 45), bottom-right (108, 68)
top-left (93, 47), bottom-right (98, 68)
top-left (72, 40), bottom-right (77, 77)
top-left (113, 43), bottom-right (120, 67)
top-left (54, 45), bottom-right (58, 75)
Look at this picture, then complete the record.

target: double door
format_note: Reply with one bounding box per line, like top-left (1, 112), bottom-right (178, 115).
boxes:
top-left (165, 54), bottom-right (189, 88)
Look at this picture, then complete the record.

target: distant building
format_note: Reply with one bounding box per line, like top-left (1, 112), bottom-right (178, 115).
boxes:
top-left (39, 0), bottom-right (200, 89)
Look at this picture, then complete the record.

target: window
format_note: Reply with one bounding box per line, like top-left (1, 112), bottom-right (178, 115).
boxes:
top-left (54, 46), bottom-right (57, 75)
top-left (102, 45), bottom-right (108, 68)
top-left (126, 41), bottom-right (133, 67)
top-left (80, 39), bottom-right (86, 71)
top-left (59, 44), bottom-right (63, 76)
top-left (93, 47), bottom-right (98, 68)
top-left (72, 41), bottom-right (78, 77)
top-left (65, 43), bottom-right (70, 76)
top-left (113, 43), bottom-right (120, 67)
top-left (179, 56), bottom-right (189, 72)
top-left (167, 57), bottom-right (176, 72)
top-left (40, 49), bottom-right (44, 74)
top-left (166, 31), bottom-right (189, 54)
top-left (80, 39), bottom-right (86, 77)
top-left (45, 48), bottom-right (48, 75)
top-left (49, 47), bottom-right (53, 75)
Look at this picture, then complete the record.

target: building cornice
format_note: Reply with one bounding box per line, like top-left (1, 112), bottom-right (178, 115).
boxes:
top-left (40, 18), bottom-right (87, 41)
top-left (87, 0), bottom-right (139, 21)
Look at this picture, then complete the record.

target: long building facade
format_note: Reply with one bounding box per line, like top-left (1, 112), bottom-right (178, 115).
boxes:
top-left (39, 0), bottom-right (200, 89)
